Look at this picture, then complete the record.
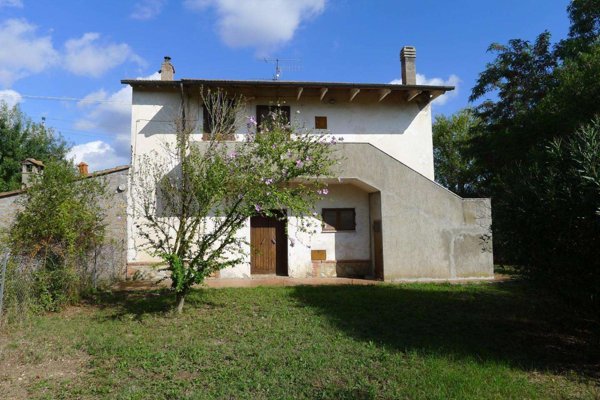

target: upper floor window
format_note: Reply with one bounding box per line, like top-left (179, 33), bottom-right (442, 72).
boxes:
top-left (315, 116), bottom-right (327, 130)
top-left (256, 105), bottom-right (290, 132)
top-left (203, 100), bottom-right (237, 141)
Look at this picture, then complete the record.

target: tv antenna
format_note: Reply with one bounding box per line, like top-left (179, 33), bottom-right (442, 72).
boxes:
top-left (264, 58), bottom-right (301, 80)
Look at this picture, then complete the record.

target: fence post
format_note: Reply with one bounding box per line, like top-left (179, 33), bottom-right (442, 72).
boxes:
top-left (0, 251), bottom-right (9, 321)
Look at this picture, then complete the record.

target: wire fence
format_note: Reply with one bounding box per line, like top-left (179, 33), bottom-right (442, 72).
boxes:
top-left (0, 242), bottom-right (125, 325)
top-left (0, 251), bottom-right (43, 323)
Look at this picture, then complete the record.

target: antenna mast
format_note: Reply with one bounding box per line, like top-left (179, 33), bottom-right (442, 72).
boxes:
top-left (264, 58), bottom-right (301, 80)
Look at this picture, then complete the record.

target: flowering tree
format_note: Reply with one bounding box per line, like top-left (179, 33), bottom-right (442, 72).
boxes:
top-left (133, 90), bottom-right (338, 312)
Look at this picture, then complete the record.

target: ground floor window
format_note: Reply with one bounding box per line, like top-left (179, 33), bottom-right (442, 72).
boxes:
top-left (321, 208), bottom-right (356, 232)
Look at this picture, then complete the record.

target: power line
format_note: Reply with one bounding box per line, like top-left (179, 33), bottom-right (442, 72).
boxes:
top-left (0, 93), bottom-right (130, 105)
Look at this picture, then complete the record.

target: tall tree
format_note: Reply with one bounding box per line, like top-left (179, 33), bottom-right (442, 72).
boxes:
top-left (469, 32), bottom-right (557, 191)
top-left (0, 102), bottom-right (69, 192)
top-left (556, 0), bottom-right (600, 59)
top-left (432, 108), bottom-right (480, 197)
top-left (466, 0), bottom-right (600, 308)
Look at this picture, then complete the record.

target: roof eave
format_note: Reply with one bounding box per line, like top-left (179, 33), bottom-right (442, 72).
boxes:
top-left (120, 79), bottom-right (454, 93)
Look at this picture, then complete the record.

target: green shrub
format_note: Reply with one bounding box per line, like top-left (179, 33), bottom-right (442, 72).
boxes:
top-left (7, 161), bottom-right (107, 312)
top-left (494, 116), bottom-right (600, 309)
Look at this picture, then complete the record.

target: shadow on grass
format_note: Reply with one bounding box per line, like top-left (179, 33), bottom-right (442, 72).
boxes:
top-left (289, 281), bottom-right (600, 380)
top-left (85, 288), bottom-right (215, 321)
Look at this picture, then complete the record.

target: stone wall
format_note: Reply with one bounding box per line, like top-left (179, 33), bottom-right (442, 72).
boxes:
top-left (0, 166), bottom-right (130, 282)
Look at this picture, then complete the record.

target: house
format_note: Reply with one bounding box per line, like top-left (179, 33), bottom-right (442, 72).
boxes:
top-left (122, 47), bottom-right (493, 281)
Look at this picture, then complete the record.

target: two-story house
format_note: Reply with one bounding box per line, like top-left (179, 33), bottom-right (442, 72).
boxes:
top-left (122, 47), bottom-right (493, 281)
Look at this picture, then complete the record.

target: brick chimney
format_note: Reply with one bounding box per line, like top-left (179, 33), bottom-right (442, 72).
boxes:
top-left (77, 162), bottom-right (89, 176)
top-left (159, 56), bottom-right (175, 81)
top-left (400, 46), bottom-right (417, 85)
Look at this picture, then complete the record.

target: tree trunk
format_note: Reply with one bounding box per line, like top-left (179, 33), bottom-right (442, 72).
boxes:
top-left (175, 292), bottom-right (185, 314)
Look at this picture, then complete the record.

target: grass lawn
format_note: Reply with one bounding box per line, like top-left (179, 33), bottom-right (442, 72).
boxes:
top-left (1, 281), bottom-right (598, 399)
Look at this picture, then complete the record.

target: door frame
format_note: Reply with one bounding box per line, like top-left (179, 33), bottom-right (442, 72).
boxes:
top-left (250, 211), bottom-right (288, 276)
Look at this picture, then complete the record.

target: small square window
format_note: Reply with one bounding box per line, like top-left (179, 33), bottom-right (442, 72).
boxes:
top-left (322, 208), bottom-right (356, 232)
top-left (315, 116), bottom-right (327, 129)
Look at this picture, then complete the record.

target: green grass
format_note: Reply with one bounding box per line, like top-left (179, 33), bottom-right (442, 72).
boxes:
top-left (1, 281), bottom-right (599, 399)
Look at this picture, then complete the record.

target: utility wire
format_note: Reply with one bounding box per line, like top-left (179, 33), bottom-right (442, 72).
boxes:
top-left (0, 93), bottom-right (130, 105)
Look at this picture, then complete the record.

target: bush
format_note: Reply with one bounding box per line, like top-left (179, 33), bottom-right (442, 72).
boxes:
top-left (6, 161), bottom-right (108, 312)
top-left (494, 116), bottom-right (600, 309)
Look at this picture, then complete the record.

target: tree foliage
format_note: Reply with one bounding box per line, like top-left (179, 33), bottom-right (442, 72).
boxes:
top-left (133, 89), bottom-right (338, 313)
top-left (0, 102), bottom-right (69, 192)
top-left (432, 108), bottom-right (480, 197)
top-left (8, 161), bottom-right (107, 311)
top-left (493, 118), bottom-right (600, 306)
top-left (460, 0), bottom-right (600, 308)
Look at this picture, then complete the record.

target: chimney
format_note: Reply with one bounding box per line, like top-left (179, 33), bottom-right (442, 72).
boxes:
top-left (400, 46), bottom-right (417, 85)
top-left (77, 162), bottom-right (89, 176)
top-left (159, 56), bottom-right (175, 81)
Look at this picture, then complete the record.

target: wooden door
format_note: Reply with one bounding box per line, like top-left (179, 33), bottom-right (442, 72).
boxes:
top-left (251, 215), bottom-right (288, 275)
top-left (373, 220), bottom-right (384, 280)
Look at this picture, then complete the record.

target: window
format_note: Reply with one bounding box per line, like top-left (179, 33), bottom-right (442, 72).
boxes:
top-left (256, 105), bottom-right (291, 132)
top-left (315, 116), bottom-right (327, 129)
top-left (322, 208), bottom-right (356, 232)
top-left (202, 100), bottom-right (236, 141)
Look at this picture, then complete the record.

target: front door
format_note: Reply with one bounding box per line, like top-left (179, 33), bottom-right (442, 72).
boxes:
top-left (250, 214), bottom-right (288, 275)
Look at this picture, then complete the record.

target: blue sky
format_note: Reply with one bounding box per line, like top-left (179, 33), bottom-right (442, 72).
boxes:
top-left (0, 0), bottom-right (571, 171)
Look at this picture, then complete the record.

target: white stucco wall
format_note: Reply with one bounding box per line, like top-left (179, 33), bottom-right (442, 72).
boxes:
top-left (285, 183), bottom-right (371, 278)
top-left (128, 87), bottom-right (432, 266)
top-left (129, 90), bottom-right (434, 179)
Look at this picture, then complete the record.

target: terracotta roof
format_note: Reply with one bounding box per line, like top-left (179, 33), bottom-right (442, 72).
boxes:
top-left (23, 158), bottom-right (45, 167)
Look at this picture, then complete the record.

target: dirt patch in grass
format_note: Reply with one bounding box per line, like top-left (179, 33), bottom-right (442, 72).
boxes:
top-left (0, 347), bottom-right (89, 400)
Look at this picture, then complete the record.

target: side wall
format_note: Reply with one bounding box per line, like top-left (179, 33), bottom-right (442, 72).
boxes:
top-left (0, 168), bottom-right (130, 281)
top-left (338, 144), bottom-right (493, 280)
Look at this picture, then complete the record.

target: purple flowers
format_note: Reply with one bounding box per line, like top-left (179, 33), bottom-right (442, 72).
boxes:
top-left (296, 159), bottom-right (304, 168)
top-left (228, 151), bottom-right (237, 159)
top-left (317, 188), bottom-right (329, 195)
top-left (254, 204), bottom-right (261, 212)
top-left (263, 178), bottom-right (274, 185)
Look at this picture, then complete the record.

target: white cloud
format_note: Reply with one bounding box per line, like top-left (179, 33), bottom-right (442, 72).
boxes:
top-left (72, 72), bottom-right (160, 170)
top-left (0, 0), bottom-right (23, 8)
top-left (131, 0), bottom-right (166, 20)
top-left (0, 19), bottom-right (59, 87)
top-left (390, 73), bottom-right (460, 106)
top-left (67, 140), bottom-right (129, 172)
top-left (0, 89), bottom-right (22, 107)
top-left (185, 0), bottom-right (325, 54)
top-left (64, 33), bottom-right (146, 78)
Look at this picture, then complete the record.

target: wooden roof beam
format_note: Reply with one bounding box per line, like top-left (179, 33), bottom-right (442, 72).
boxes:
top-left (429, 90), bottom-right (445, 101)
top-left (319, 87), bottom-right (328, 101)
top-left (297, 87), bottom-right (303, 101)
top-left (406, 90), bottom-right (422, 102)
top-left (378, 89), bottom-right (391, 102)
top-left (349, 88), bottom-right (360, 102)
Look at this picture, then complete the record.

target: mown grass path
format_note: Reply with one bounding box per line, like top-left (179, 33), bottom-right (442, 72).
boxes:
top-left (1, 282), bottom-right (598, 399)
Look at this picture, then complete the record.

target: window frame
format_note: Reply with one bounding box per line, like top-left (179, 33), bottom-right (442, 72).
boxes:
top-left (202, 100), bottom-right (237, 141)
top-left (321, 208), bottom-right (356, 232)
top-left (315, 116), bottom-right (328, 130)
top-left (256, 105), bottom-right (291, 132)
